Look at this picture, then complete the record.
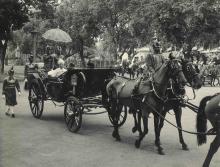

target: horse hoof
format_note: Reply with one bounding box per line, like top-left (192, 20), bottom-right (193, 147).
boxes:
top-left (135, 140), bottom-right (140, 148)
top-left (182, 145), bottom-right (189, 151)
top-left (132, 127), bottom-right (137, 133)
top-left (158, 150), bottom-right (165, 155)
top-left (112, 131), bottom-right (117, 138)
top-left (116, 136), bottom-right (121, 141)
top-left (155, 141), bottom-right (161, 147)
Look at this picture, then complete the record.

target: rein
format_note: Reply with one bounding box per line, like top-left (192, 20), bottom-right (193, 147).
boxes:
top-left (142, 98), bottom-right (216, 136)
top-left (151, 81), bottom-right (168, 102)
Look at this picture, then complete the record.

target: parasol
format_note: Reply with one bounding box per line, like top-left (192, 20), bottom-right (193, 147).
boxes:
top-left (42, 28), bottom-right (72, 43)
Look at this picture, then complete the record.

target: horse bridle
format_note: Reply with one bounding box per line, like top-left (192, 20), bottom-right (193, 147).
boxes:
top-left (183, 62), bottom-right (199, 87)
top-left (168, 59), bottom-right (184, 79)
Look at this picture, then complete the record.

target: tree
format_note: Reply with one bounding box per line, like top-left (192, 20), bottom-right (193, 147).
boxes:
top-left (0, 0), bottom-right (29, 73)
top-left (145, 0), bottom-right (220, 58)
top-left (55, 0), bottom-right (101, 67)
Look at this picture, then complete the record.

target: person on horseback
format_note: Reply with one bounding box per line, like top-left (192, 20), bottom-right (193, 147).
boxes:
top-left (144, 37), bottom-right (165, 79)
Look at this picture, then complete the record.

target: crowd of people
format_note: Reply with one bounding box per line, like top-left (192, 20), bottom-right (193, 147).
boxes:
top-left (119, 39), bottom-right (220, 86)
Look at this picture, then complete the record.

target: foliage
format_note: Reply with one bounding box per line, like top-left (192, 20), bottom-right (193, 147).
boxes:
top-left (2, 0), bottom-right (220, 71)
top-left (145, 0), bottom-right (220, 55)
top-left (0, 0), bottom-right (29, 73)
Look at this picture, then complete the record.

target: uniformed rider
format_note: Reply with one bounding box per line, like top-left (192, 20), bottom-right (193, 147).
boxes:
top-left (144, 37), bottom-right (165, 78)
top-left (24, 55), bottom-right (36, 79)
top-left (24, 55), bottom-right (38, 89)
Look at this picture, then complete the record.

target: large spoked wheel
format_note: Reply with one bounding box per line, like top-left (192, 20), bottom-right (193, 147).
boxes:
top-left (64, 97), bottom-right (83, 133)
top-left (28, 81), bottom-right (44, 119)
top-left (107, 103), bottom-right (127, 127)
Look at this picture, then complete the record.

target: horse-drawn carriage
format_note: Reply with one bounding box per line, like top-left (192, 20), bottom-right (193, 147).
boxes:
top-left (27, 67), bottom-right (122, 132)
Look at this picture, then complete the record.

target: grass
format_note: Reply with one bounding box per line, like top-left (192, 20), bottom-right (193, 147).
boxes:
top-left (0, 65), bottom-right (25, 82)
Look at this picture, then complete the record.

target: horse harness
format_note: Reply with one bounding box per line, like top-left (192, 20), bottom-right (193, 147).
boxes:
top-left (112, 77), bottom-right (169, 110)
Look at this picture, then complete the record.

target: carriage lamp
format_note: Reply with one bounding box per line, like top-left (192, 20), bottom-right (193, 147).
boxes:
top-left (71, 74), bottom-right (78, 86)
top-left (71, 74), bottom-right (78, 95)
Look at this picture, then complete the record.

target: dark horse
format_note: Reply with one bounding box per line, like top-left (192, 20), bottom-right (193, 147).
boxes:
top-left (196, 93), bottom-right (220, 167)
top-left (131, 59), bottom-right (203, 151)
top-left (106, 58), bottom-right (187, 154)
top-left (157, 60), bottom-right (203, 150)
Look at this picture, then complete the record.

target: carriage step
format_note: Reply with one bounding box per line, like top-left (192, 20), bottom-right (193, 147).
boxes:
top-left (83, 104), bottom-right (103, 108)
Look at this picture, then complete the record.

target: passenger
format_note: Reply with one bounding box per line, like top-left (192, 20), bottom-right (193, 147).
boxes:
top-left (24, 55), bottom-right (35, 78)
top-left (24, 55), bottom-right (37, 89)
top-left (87, 58), bottom-right (95, 68)
top-left (48, 59), bottom-right (67, 77)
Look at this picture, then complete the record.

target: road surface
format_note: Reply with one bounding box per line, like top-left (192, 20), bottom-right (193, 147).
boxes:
top-left (0, 82), bottom-right (220, 167)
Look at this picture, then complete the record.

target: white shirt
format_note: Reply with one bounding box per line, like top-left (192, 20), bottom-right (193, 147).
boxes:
top-left (48, 68), bottom-right (67, 77)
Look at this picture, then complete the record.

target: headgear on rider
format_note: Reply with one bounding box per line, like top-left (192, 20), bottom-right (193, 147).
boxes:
top-left (152, 37), bottom-right (161, 54)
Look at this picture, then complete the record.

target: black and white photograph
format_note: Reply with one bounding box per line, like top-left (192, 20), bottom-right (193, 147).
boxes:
top-left (0, 0), bottom-right (220, 167)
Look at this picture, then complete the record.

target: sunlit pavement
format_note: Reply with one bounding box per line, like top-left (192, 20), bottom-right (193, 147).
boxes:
top-left (0, 82), bottom-right (220, 167)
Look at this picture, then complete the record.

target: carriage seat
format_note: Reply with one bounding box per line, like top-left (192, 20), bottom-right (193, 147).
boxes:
top-left (47, 75), bottom-right (64, 83)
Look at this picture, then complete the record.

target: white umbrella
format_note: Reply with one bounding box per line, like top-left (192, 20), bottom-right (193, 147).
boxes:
top-left (42, 28), bottom-right (72, 43)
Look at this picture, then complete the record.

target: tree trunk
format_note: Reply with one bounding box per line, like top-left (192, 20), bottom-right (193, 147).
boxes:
top-left (76, 35), bottom-right (85, 67)
top-left (0, 40), bottom-right (8, 74)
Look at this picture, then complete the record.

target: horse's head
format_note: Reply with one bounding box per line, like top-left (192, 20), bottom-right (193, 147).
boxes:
top-left (167, 59), bottom-right (187, 86)
top-left (181, 60), bottom-right (203, 89)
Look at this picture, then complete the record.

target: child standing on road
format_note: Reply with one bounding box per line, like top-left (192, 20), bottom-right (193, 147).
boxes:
top-left (2, 66), bottom-right (21, 118)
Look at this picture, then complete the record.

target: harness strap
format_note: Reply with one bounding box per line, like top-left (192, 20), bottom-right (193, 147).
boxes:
top-left (142, 98), bottom-right (216, 136)
top-left (151, 81), bottom-right (168, 103)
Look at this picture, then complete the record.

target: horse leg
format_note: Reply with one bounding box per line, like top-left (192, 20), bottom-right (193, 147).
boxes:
top-left (135, 116), bottom-right (148, 148)
top-left (132, 110), bottom-right (138, 133)
top-left (202, 125), bottom-right (220, 167)
top-left (174, 106), bottom-right (189, 150)
top-left (109, 90), bottom-right (121, 141)
top-left (158, 109), bottom-right (167, 136)
top-left (111, 100), bottom-right (119, 140)
top-left (137, 111), bottom-right (143, 135)
top-left (112, 105), bottom-right (123, 141)
top-left (217, 77), bottom-right (220, 86)
top-left (154, 114), bottom-right (165, 155)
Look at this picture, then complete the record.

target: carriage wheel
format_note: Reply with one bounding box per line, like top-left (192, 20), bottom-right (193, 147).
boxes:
top-left (108, 104), bottom-right (127, 127)
top-left (64, 97), bottom-right (83, 133)
top-left (28, 82), bottom-right (44, 119)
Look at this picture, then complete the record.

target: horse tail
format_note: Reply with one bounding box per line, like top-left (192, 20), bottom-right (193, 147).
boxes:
top-left (196, 95), bottom-right (213, 145)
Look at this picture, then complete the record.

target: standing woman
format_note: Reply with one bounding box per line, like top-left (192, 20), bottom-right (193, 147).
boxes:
top-left (2, 67), bottom-right (21, 118)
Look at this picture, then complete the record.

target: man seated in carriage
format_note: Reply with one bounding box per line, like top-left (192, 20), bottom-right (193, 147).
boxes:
top-left (87, 58), bottom-right (95, 68)
top-left (24, 55), bottom-right (37, 77)
top-left (24, 55), bottom-right (38, 89)
top-left (48, 58), bottom-right (67, 78)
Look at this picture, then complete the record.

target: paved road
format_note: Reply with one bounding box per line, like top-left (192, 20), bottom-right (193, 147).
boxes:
top-left (0, 82), bottom-right (220, 167)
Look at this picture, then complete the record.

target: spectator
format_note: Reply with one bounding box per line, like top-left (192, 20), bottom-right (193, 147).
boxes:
top-left (2, 66), bottom-right (21, 118)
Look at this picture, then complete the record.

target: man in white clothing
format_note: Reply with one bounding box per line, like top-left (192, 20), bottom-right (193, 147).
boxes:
top-left (48, 59), bottom-right (67, 77)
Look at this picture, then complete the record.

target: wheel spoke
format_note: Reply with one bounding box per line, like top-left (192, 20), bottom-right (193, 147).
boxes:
top-left (75, 117), bottom-right (79, 125)
top-left (70, 117), bottom-right (75, 130)
top-left (36, 102), bottom-right (39, 116)
top-left (33, 105), bottom-right (37, 115)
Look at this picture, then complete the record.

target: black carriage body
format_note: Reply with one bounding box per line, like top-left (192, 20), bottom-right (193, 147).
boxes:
top-left (28, 67), bottom-right (127, 132)
top-left (70, 68), bottom-right (115, 98)
top-left (29, 68), bottom-right (115, 102)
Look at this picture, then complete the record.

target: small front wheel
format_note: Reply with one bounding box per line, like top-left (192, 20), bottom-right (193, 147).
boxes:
top-left (64, 97), bottom-right (83, 133)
